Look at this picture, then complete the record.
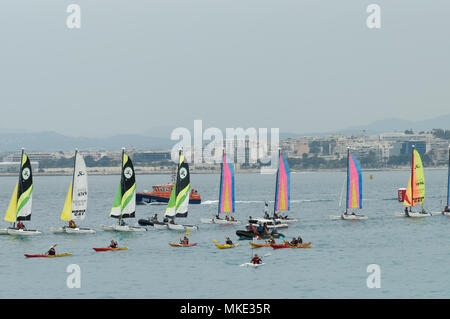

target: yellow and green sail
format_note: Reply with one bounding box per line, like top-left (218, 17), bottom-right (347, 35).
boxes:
top-left (110, 150), bottom-right (136, 219)
top-left (4, 151), bottom-right (33, 222)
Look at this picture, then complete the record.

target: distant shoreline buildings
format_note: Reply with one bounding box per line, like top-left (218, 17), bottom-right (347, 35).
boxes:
top-left (0, 130), bottom-right (449, 173)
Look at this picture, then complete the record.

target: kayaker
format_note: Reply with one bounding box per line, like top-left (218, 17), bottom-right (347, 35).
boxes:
top-left (297, 236), bottom-right (303, 244)
top-left (251, 254), bottom-right (262, 265)
top-left (225, 237), bottom-right (233, 245)
top-left (267, 236), bottom-right (275, 244)
top-left (290, 237), bottom-right (299, 246)
top-left (68, 220), bottom-right (77, 228)
top-left (47, 244), bottom-right (56, 256)
top-left (181, 236), bottom-right (189, 245)
top-left (109, 240), bottom-right (118, 248)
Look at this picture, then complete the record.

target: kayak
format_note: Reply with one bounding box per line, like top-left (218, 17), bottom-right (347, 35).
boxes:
top-left (249, 242), bottom-right (272, 248)
top-left (216, 243), bottom-right (240, 249)
top-left (25, 253), bottom-right (72, 258)
top-left (271, 241), bottom-right (312, 249)
top-left (169, 242), bottom-right (197, 247)
top-left (93, 247), bottom-right (128, 252)
top-left (240, 262), bottom-right (265, 268)
top-left (236, 230), bottom-right (285, 240)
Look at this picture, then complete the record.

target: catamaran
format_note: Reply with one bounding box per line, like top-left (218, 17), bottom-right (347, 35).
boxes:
top-left (100, 149), bottom-right (146, 231)
top-left (251, 150), bottom-right (295, 225)
top-left (331, 148), bottom-right (367, 220)
top-left (2, 149), bottom-right (42, 236)
top-left (50, 150), bottom-right (95, 234)
top-left (397, 146), bottom-right (431, 217)
top-left (200, 150), bottom-right (240, 225)
top-left (443, 145), bottom-right (450, 215)
top-left (165, 150), bottom-right (198, 231)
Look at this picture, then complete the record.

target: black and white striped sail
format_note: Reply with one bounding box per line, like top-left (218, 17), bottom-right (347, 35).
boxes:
top-left (165, 151), bottom-right (190, 218)
top-left (110, 150), bottom-right (136, 219)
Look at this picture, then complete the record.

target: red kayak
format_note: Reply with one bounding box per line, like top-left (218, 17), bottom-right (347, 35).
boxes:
top-left (93, 247), bottom-right (128, 252)
top-left (25, 253), bottom-right (72, 258)
top-left (169, 243), bottom-right (197, 247)
top-left (271, 242), bottom-right (312, 249)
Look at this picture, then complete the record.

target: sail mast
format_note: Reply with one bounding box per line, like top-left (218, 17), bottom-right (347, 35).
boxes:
top-left (411, 145), bottom-right (415, 208)
top-left (71, 149), bottom-right (77, 211)
top-left (120, 147), bottom-right (125, 221)
top-left (273, 149), bottom-right (280, 215)
top-left (218, 149), bottom-right (224, 215)
top-left (346, 147), bottom-right (350, 213)
top-left (447, 145), bottom-right (450, 208)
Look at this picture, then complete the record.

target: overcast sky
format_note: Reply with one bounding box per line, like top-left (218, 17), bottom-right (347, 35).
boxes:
top-left (0, 0), bottom-right (449, 137)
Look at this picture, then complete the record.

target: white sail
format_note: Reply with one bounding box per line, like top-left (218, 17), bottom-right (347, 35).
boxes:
top-left (71, 152), bottom-right (88, 220)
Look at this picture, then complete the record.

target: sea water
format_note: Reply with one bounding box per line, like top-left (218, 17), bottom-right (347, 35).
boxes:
top-left (0, 170), bottom-right (449, 299)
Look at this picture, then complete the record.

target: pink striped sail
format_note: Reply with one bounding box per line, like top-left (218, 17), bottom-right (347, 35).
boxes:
top-left (274, 152), bottom-right (290, 211)
top-left (218, 153), bottom-right (235, 213)
top-left (347, 151), bottom-right (362, 209)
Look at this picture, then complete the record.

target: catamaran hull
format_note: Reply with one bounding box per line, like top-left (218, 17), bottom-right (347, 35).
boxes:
top-left (330, 215), bottom-right (368, 220)
top-left (200, 218), bottom-right (240, 225)
top-left (50, 227), bottom-right (96, 234)
top-left (167, 224), bottom-right (198, 231)
top-left (0, 229), bottom-right (9, 235)
top-left (154, 223), bottom-right (168, 230)
top-left (395, 212), bottom-right (432, 217)
top-left (112, 225), bottom-right (147, 232)
top-left (7, 229), bottom-right (42, 236)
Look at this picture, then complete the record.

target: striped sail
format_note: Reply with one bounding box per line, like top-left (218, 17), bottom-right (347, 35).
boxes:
top-left (165, 151), bottom-right (190, 218)
top-left (110, 150), bottom-right (136, 219)
top-left (404, 149), bottom-right (425, 207)
top-left (274, 151), bottom-right (290, 212)
top-left (4, 151), bottom-right (33, 222)
top-left (61, 151), bottom-right (88, 221)
top-left (346, 151), bottom-right (362, 209)
top-left (447, 146), bottom-right (450, 207)
top-left (218, 152), bottom-right (235, 213)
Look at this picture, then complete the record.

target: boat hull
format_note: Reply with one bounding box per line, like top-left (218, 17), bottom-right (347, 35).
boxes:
top-left (216, 243), bottom-right (240, 249)
top-left (271, 241), bottom-right (312, 249)
top-left (25, 253), bottom-right (72, 258)
top-left (236, 230), bottom-right (284, 240)
top-left (50, 227), bottom-right (95, 234)
top-left (249, 242), bottom-right (272, 248)
top-left (167, 224), bottom-right (198, 231)
top-left (100, 225), bottom-right (147, 232)
top-left (330, 215), bottom-right (368, 220)
top-left (169, 243), bottom-right (197, 247)
top-left (93, 247), bottom-right (128, 252)
top-left (8, 228), bottom-right (42, 236)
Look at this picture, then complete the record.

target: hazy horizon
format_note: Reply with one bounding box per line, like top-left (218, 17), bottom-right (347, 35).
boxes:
top-left (1, 0), bottom-right (449, 138)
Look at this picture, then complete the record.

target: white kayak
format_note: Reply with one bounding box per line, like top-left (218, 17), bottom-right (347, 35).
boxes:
top-left (50, 227), bottom-right (96, 234)
top-left (330, 214), bottom-right (368, 220)
top-left (240, 262), bottom-right (265, 268)
top-left (7, 228), bottom-right (42, 236)
top-left (167, 223), bottom-right (198, 231)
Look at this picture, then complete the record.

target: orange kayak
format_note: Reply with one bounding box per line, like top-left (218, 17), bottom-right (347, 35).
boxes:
top-left (249, 242), bottom-right (272, 248)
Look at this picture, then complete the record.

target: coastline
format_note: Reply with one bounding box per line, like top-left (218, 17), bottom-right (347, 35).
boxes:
top-left (0, 165), bottom-right (446, 177)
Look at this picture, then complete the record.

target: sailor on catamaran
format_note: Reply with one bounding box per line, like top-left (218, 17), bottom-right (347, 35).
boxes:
top-left (68, 220), bottom-right (77, 228)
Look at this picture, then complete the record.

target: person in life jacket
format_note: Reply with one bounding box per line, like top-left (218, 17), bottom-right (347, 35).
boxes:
top-left (290, 237), bottom-right (299, 246)
top-left (109, 240), bottom-right (118, 248)
top-left (68, 220), bottom-right (77, 228)
top-left (225, 237), bottom-right (233, 245)
top-left (225, 215), bottom-right (230, 221)
top-left (181, 236), bottom-right (189, 245)
top-left (351, 212), bottom-right (356, 216)
top-left (297, 236), bottom-right (303, 244)
top-left (264, 212), bottom-right (270, 219)
top-left (151, 214), bottom-right (158, 222)
top-left (251, 254), bottom-right (262, 264)
top-left (231, 216), bottom-right (235, 221)
top-left (16, 221), bottom-right (25, 230)
top-left (47, 244), bottom-right (56, 256)
top-left (215, 214), bottom-right (221, 220)
top-left (267, 236), bottom-right (275, 245)
top-left (169, 219), bottom-right (175, 224)
top-left (444, 206), bottom-right (450, 213)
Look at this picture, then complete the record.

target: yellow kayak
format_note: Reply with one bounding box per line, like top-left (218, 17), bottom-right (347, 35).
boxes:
top-left (216, 243), bottom-right (240, 249)
top-left (249, 242), bottom-right (271, 248)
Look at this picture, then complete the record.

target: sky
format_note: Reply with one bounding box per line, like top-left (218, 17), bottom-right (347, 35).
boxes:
top-left (0, 0), bottom-right (449, 137)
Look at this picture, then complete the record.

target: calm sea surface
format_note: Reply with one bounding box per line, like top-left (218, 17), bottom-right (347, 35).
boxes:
top-left (0, 169), bottom-right (449, 299)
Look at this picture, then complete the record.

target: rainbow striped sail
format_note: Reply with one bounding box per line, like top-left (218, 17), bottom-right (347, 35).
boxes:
top-left (218, 152), bottom-right (235, 213)
top-left (447, 146), bottom-right (450, 207)
top-left (274, 151), bottom-right (290, 212)
top-left (404, 149), bottom-right (425, 207)
top-left (346, 151), bottom-right (362, 209)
